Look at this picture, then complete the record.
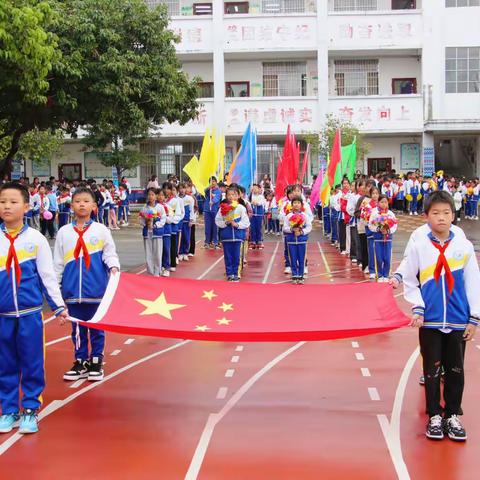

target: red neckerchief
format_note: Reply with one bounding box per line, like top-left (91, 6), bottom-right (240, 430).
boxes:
top-left (73, 224), bottom-right (92, 270)
top-left (5, 232), bottom-right (22, 287)
top-left (431, 240), bottom-right (454, 295)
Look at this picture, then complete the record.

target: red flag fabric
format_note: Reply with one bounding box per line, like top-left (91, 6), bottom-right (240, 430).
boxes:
top-left (327, 129), bottom-right (342, 187)
top-left (299, 144), bottom-right (310, 184)
top-left (79, 273), bottom-right (409, 342)
top-left (275, 125), bottom-right (292, 201)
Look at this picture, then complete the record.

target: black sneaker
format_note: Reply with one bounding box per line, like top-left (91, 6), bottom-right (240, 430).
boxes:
top-left (88, 357), bottom-right (104, 382)
top-left (426, 415), bottom-right (444, 440)
top-left (63, 359), bottom-right (89, 381)
top-left (444, 415), bottom-right (467, 441)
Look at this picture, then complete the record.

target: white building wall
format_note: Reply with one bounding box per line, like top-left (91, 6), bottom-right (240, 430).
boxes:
top-left (181, 62), bottom-right (213, 82)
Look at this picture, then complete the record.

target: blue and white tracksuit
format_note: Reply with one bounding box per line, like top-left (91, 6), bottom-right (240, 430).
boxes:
top-left (58, 195), bottom-right (72, 228)
top-left (406, 180), bottom-right (420, 213)
top-left (140, 204), bottom-right (166, 277)
top-left (368, 208), bottom-right (398, 279)
top-left (397, 229), bottom-right (480, 330)
top-left (283, 212), bottom-right (312, 278)
top-left (250, 194), bottom-right (266, 244)
top-left (323, 206), bottom-right (331, 235)
top-left (179, 195), bottom-right (195, 255)
top-left (0, 225), bottom-right (65, 414)
top-left (162, 207), bottom-right (173, 271)
top-left (54, 221), bottom-right (120, 361)
top-left (204, 187), bottom-right (222, 246)
top-left (167, 196), bottom-right (185, 264)
top-left (215, 204), bottom-right (250, 277)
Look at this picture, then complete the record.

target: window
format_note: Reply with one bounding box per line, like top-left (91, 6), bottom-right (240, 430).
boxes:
top-left (262, 62), bottom-right (307, 97)
top-left (392, 78), bottom-right (417, 94)
top-left (197, 82), bottom-right (214, 98)
top-left (262, 0), bottom-right (312, 13)
top-left (445, 47), bottom-right (480, 93)
top-left (226, 82), bottom-right (250, 97)
top-left (225, 2), bottom-right (249, 13)
top-left (446, 0), bottom-right (479, 7)
top-left (193, 3), bottom-right (212, 15)
top-left (334, 60), bottom-right (379, 96)
top-left (332, 0), bottom-right (377, 11)
top-left (392, 0), bottom-right (416, 8)
top-left (145, 0), bottom-right (180, 15)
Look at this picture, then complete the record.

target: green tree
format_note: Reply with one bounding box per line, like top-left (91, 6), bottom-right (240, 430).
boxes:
top-left (0, 0), bottom-right (199, 177)
top-left (304, 114), bottom-right (370, 174)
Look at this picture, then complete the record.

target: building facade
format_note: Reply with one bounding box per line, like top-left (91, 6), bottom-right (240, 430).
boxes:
top-left (22, 0), bottom-right (480, 187)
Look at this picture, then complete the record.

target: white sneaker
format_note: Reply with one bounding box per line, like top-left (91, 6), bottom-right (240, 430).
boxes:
top-left (352, 258), bottom-right (357, 264)
top-left (276, 232), bottom-right (281, 236)
top-left (341, 251), bottom-right (348, 255)
top-left (409, 212), bottom-right (413, 216)
top-left (284, 267), bottom-right (292, 274)
top-left (364, 267), bottom-right (369, 273)
top-left (162, 270), bottom-right (170, 277)
top-left (178, 256), bottom-right (183, 262)
top-left (414, 212), bottom-right (418, 216)
top-left (304, 266), bottom-right (308, 274)
top-left (170, 267), bottom-right (176, 272)
top-left (369, 273), bottom-right (376, 279)
top-left (183, 255), bottom-right (189, 261)
top-left (188, 253), bottom-right (194, 257)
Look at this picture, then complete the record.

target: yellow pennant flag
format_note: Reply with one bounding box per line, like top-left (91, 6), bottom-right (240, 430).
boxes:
top-left (183, 155), bottom-right (207, 196)
top-left (216, 133), bottom-right (226, 181)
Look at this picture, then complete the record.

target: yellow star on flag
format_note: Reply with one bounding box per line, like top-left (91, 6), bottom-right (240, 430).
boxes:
top-left (217, 317), bottom-right (232, 326)
top-left (195, 325), bottom-right (211, 332)
top-left (202, 290), bottom-right (217, 301)
top-left (218, 302), bottom-right (234, 312)
top-left (136, 292), bottom-right (185, 320)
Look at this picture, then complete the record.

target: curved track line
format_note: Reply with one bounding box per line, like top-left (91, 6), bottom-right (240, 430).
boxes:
top-left (377, 346), bottom-right (420, 480)
top-left (0, 340), bottom-right (191, 456)
top-left (185, 341), bottom-right (306, 480)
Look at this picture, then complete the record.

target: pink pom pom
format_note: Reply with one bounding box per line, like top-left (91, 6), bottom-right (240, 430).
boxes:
top-left (43, 211), bottom-right (53, 220)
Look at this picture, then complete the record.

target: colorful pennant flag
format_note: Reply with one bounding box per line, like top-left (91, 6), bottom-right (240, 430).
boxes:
top-left (227, 122), bottom-right (257, 190)
top-left (183, 155), bottom-right (207, 196)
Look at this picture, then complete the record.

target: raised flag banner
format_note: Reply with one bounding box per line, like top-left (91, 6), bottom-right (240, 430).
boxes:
top-left (81, 273), bottom-right (409, 342)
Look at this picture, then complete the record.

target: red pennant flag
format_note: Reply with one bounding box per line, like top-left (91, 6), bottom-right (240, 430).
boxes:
top-left (79, 273), bottom-right (409, 342)
top-left (299, 144), bottom-right (310, 184)
top-left (275, 125), bottom-right (292, 201)
top-left (328, 129), bottom-right (342, 187)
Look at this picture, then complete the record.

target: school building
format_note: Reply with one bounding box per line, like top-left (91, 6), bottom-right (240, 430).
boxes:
top-left (20, 0), bottom-right (480, 187)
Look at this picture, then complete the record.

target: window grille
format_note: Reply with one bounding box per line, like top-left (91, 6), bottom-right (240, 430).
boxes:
top-left (446, 0), bottom-right (479, 7)
top-left (445, 47), bottom-right (480, 93)
top-left (332, 0), bottom-right (377, 11)
top-left (262, 0), bottom-right (315, 13)
top-left (334, 60), bottom-right (379, 96)
top-left (145, 0), bottom-right (180, 16)
top-left (262, 62), bottom-right (307, 97)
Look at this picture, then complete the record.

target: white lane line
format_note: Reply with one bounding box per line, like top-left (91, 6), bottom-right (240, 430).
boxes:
top-left (351, 341), bottom-right (359, 348)
top-left (317, 242), bottom-right (333, 282)
top-left (231, 356), bottom-right (240, 363)
top-left (45, 336), bottom-right (70, 347)
top-left (225, 369), bottom-right (235, 378)
top-left (235, 346), bottom-right (244, 352)
top-left (216, 387), bottom-right (228, 400)
top-left (394, 292), bottom-right (403, 298)
top-left (262, 241), bottom-right (280, 284)
top-left (44, 315), bottom-right (56, 324)
top-left (355, 352), bottom-right (365, 361)
top-left (196, 256), bottom-right (224, 280)
top-left (368, 387), bottom-right (381, 401)
top-left (136, 268), bottom-right (147, 275)
top-left (185, 342), bottom-right (306, 480)
top-left (69, 379), bottom-right (87, 389)
top-left (361, 368), bottom-right (371, 377)
top-left (0, 340), bottom-right (191, 456)
top-left (110, 350), bottom-right (121, 356)
top-left (124, 339), bottom-right (135, 345)
top-left (377, 346), bottom-right (419, 480)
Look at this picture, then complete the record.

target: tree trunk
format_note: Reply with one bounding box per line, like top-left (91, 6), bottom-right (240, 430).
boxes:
top-left (0, 129), bottom-right (24, 179)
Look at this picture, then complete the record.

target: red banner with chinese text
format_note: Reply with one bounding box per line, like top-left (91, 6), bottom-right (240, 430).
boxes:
top-left (81, 273), bottom-right (409, 342)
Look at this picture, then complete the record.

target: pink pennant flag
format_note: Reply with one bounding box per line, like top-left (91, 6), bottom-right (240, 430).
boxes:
top-left (309, 168), bottom-right (324, 211)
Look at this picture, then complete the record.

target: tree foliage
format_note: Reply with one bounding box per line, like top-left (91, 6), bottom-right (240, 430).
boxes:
top-left (0, 0), bottom-right (199, 177)
top-left (304, 115), bottom-right (371, 173)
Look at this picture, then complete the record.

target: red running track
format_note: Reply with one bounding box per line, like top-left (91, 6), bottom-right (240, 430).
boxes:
top-left (1, 232), bottom-right (479, 480)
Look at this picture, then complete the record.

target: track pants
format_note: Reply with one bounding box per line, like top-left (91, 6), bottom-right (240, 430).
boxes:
top-left (204, 211), bottom-right (218, 246)
top-left (374, 236), bottom-right (393, 278)
top-left (331, 212), bottom-right (338, 242)
top-left (0, 313), bottom-right (45, 414)
top-left (179, 222), bottom-right (191, 255)
top-left (170, 232), bottom-right (178, 268)
top-left (223, 241), bottom-right (242, 277)
top-left (358, 233), bottom-right (368, 269)
top-left (68, 303), bottom-right (104, 361)
top-left (283, 236), bottom-right (290, 267)
top-left (420, 328), bottom-right (465, 417)
top-left (323, 208), bottom-right (331, 235)
top-left (144, 233), bottom-right (163, 276)
top-left (250, 215), bottom-right (264, 244)
top-left (162, 234), bottom-right (171, 270)
top-left (189, 225), bottom-right (196, 255)
top-left (338, 220), bottom-right (347, 252)
top-left (366, 228), bottom-right (375, 274)
top-left (287, 242), bottom-right (307, 278)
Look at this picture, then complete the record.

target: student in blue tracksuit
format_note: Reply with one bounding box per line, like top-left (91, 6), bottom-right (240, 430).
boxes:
top-left (178, 182), bottom-right (195, 261)
top-left (250, 183), bottom-right (267, 249)
top-left (157, 188), bottom-right (173, 277)
top-left (215, 185), bottom-right (250, 282)
top-left (0, 183), bottom-right (67, 435)
top-left (204, 176), bottom-right (222, 249)
top-left (57, 187), bottom-right (72, 228)
top-left (165, 183), bottom-right (184, 271)
top-left (330, 186), bottom-right (340, 246)
top-left (283, 196), bottom-right (312, 285)
top-left (54, 187), bottom-right (120, 383)
top-left (368, 194), bottom-right (398, 282)
top-left (323, 203), bottom-right (331, 236)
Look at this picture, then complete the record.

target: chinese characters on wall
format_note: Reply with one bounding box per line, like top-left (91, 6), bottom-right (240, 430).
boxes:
top-left (337, 22), bottom-right (414, 42)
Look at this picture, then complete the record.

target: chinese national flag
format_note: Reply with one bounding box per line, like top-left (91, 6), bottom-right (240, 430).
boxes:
top-left (79, 273), bottom-right (409, 342)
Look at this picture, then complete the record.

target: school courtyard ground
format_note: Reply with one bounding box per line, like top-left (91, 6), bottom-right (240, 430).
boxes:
top-left (1, 215), bottom-right (479, 480)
